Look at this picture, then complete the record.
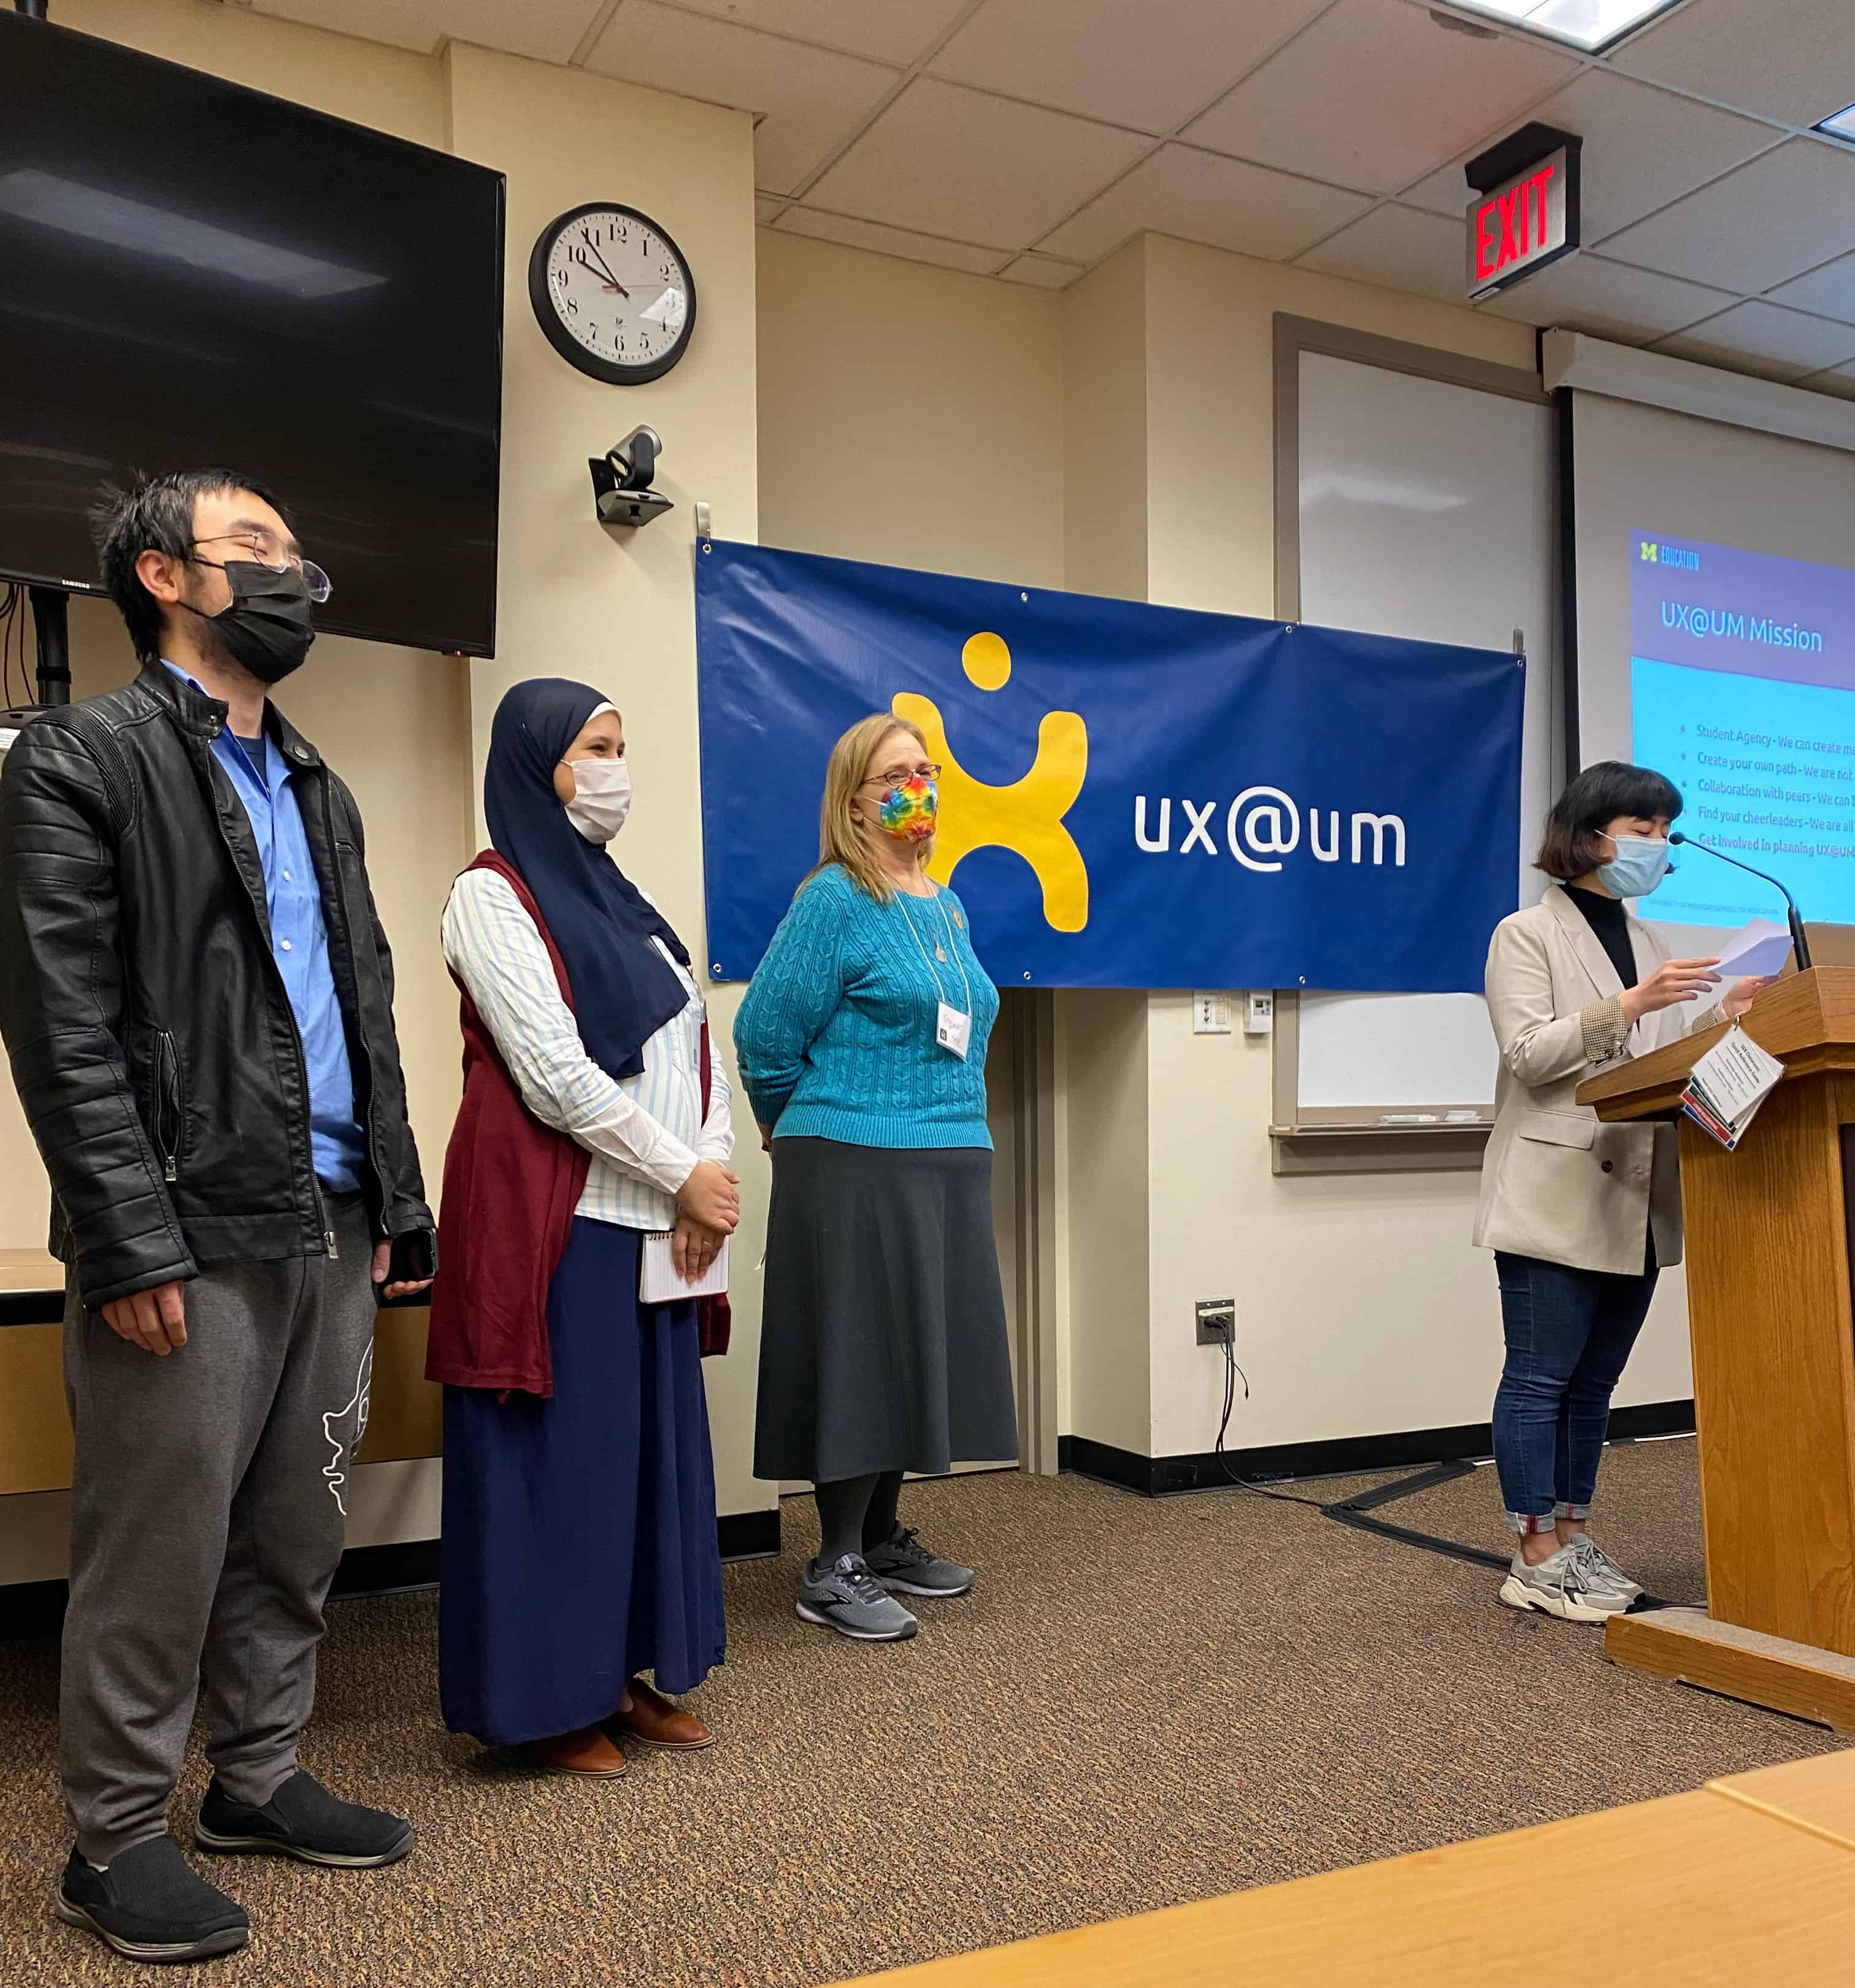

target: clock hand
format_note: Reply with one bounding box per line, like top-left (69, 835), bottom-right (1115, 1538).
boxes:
top-left (578, 230), bottom-right (631, 298)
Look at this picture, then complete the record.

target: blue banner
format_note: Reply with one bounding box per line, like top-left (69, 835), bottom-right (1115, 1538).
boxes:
top-left (696, 542), bottom-right (1523, 992)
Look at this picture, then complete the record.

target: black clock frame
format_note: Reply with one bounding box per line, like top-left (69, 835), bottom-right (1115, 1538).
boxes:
top-left (526, 201), bottom-right (697, 386)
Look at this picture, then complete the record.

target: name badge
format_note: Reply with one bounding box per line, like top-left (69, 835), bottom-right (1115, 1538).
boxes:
top-left (936, 1002), bottom-right (972, 1061)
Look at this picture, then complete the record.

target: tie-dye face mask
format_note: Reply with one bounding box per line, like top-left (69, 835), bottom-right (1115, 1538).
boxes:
top-left (876, 774), bottom-right (938, 843)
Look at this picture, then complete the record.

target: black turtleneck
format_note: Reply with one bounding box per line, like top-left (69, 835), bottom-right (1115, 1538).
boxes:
top-left (1565, 883), bottom-right (1637, 989)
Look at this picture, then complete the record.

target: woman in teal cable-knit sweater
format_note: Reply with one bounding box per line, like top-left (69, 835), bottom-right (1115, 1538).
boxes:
top-left (734, 713), bottom-right (1017, 1643)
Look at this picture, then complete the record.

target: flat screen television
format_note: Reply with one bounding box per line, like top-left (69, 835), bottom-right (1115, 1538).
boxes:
top-left (0, 13), bottom-right (504, 658)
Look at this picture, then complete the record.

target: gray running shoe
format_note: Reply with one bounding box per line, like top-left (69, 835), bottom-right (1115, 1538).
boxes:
top-left (797, 1554), bottom-right (918, 1641)
top-left (1498, 1541), bottom-right (1626, 1622)
top-left (864, 1525), bottom-right (975, 1598)
top-left (1567, 1535), bottom-right (1643, 1608)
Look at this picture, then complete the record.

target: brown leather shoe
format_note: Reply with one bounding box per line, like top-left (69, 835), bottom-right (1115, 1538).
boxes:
top-left (528, 1725), bottom-right (627, 1776)
top-left (607, 1678), bottom-right (713, 1751)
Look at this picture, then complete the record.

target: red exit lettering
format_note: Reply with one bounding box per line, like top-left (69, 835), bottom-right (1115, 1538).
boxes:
top-left (1473, 161), bottom-right (1557, 284)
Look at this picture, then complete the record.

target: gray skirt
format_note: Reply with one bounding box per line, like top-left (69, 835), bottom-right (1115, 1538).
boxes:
top-left (753, 1138), bottom-right (1020, 1484)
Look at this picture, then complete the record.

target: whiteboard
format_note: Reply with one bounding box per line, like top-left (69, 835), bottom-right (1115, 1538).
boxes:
top-left (1296, 351), bottom-right (1556, 1116)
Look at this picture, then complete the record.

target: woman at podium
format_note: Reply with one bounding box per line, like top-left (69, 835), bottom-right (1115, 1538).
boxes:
top-left (1475, 762), bottom-right (1764, 1624)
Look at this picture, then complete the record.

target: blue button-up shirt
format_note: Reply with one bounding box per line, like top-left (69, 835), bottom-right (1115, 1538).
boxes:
top-left (163, 662), bottom-right (365, 1192)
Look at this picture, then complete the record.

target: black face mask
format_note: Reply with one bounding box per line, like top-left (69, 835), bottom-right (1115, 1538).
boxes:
top-left (184, 559), bottom-right (316, 683)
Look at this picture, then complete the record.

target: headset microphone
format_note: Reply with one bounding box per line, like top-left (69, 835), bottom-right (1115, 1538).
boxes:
top-left (1667, 832), bottom-right (1811, 971)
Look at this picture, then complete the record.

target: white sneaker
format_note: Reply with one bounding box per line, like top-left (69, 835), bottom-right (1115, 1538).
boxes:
top-left (1567, 1535), bottom-right (1643, 1608)
top-left (1498, 1541), bottom-right (1626, 1622)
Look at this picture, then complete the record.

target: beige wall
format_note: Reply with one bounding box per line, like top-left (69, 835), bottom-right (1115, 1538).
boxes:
top-left (756, 231), bottom-right (1064, 590)
top-left (751, 223), bottom-right (1631, 1465)
top-left (4, 0), bottom-right (1676, 1505)
top-left (754, 228), bottom-right (1070, 1436)
top-left (1127, 239), bottom-right (1692, 1458)
top-left (0, 2), bottom-right (772, 1530)
top-left (1062, 240), bottom-right (1150, 605)
top-left (445, 44), bottom-right (766, 1520)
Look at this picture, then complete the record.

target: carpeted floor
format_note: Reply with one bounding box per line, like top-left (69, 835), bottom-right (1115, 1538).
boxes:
top-left (1, 1438), bottom-right (1845, 1987)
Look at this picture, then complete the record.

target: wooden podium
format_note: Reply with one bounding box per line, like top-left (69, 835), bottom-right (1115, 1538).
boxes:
top-left (1580, 967), bottom-right (1855, 1729)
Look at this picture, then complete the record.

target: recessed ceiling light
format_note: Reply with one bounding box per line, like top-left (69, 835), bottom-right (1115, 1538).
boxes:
top-left (1819, 104), bottom-right (1855, 145)
top-left (1430, 0), bottom-right (1682, 52)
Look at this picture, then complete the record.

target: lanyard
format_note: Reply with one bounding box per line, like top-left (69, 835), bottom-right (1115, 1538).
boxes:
top-left (895, 889), bottom-right (971, 1019)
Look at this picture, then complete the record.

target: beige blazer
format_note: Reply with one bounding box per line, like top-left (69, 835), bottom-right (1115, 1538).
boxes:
top-left (1473, 885), bottom-right (1715, 1276)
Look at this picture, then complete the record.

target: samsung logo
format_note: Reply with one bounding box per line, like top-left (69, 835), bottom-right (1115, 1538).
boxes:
top-left (1640, 540), bottom-right (1700, 571)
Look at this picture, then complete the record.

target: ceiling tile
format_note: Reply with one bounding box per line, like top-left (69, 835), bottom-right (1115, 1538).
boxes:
top-left (997, 253), bottom-right (1088, 288)
top-left (1798, 360), bottom-right (1855, 400)
top-left (1183, 0), bottom-right (1577, 195)
top-left (805, 77), bottom-right (1150, 251)
top-left (1767, 248), bottom-right (1855, 321)
top-left (249, 0), bottom-right (605, 59)
top-left (772, 206), bottom-right (1012, 275)
top-left (1400, 152), bottom-right (1484, 218)
top-left (928, 0), bottom-right (1332, 137)
top-left (755, 194), bottom-right (789, 223)
top-left (586, 1), bottom-right (901, 195)
top-left (1481, 250), bottom-right (1735, 338)
top-left (1040, 142), bottom-right (1371, 263)
top-left (1609, 0), bottom-right (1855, 129)
top-left (1505, 69), bottom-right (1776, 243)
top-left (647, 0), bottom-right (970, 65)
top-left (1654, 299), bottom-right (1855, 380)
top-left (1294, 201), bottom-right (1469, 299)
top-left (1598, 139), bottom-right (1855, 292)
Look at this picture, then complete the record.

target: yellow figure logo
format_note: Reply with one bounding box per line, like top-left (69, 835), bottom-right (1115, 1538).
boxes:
top-left (893, 631), bottom-right (1089, 933)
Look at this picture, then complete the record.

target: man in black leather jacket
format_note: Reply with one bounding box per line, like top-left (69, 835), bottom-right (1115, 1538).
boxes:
top-left (0, 469), bottom-right (438, 1965)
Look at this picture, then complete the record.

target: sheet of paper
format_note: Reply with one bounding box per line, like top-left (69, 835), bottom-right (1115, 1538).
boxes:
top-left (1688, 1026), bottom-right (1783, 1127)
top-left (1710, 917), bottom-right (1794, 981)
top-left (639, 1232), bottom-right (729, 1306)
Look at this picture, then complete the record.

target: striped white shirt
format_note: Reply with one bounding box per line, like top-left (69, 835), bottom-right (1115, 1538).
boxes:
top-left (440, 867), bottom-right (733, 1232)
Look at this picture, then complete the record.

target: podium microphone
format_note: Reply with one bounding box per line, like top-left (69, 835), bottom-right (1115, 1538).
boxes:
top-left (1668, 832), bottom-right (1812, 970)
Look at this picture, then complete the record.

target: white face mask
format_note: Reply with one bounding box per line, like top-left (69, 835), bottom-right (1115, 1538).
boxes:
top-left (563, 756), bottom-right (632, 844)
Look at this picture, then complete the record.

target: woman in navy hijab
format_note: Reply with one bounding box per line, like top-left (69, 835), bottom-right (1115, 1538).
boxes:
top-left (430, 678), bottom-right (738, 1774)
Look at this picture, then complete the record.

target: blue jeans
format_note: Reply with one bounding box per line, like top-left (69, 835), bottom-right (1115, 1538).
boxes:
top-left (1491, 1251), bottom-right (1657, 1535)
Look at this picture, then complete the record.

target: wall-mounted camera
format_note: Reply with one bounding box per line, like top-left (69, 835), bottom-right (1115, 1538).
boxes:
top-left (590, 426), bottom-right (673, 528)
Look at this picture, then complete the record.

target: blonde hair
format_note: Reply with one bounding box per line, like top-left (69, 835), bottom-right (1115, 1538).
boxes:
top-left (807, 712), bottom-right (932, 902)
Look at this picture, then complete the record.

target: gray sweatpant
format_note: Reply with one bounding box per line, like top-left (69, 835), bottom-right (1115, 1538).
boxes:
top-left (60, 1193), bottom-right (378, 1865)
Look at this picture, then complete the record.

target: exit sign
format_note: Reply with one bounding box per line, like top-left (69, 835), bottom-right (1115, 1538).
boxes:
top-left (1464, 125), bottom-right (1581, 300)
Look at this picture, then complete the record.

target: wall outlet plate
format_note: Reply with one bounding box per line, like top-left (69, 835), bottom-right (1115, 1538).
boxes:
top-left (1193, 992), bottom-right (1232, 1035)
top-left (1196, 1297), bottom-right (1235, 1345)
top-left (1244, 991), bottom-right (1274, 1035)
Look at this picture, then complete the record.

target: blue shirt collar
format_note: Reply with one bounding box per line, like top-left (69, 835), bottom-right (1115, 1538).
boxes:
top-left (159, 659), bottom-right (283, 785)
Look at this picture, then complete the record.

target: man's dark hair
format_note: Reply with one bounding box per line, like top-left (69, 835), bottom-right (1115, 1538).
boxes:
top-left (1535, 760), bottom-right (1683, 881)
top-left (90, 468), bottom-right (291, 666)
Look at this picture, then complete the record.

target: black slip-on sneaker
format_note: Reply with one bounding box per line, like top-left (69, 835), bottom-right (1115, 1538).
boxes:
top-left (55, 1838), bottom-right (250, 1964)
top-left (194, 1768), bottom-right (414, 1868)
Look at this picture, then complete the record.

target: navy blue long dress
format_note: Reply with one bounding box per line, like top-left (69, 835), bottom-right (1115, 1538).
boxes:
top-left (439, 1220), bottom-right (726, 1745)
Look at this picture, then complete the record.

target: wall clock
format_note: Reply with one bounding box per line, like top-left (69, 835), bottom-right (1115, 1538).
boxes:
top-left (528, 202), bottom-right (696, 385)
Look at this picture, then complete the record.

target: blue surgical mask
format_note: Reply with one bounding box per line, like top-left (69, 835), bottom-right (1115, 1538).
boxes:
top-left (1597, 834), bottom-right (1669, 900)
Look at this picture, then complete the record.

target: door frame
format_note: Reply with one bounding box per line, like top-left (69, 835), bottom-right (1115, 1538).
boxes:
top-left (1004, 988), bottom-right (1060, 1474)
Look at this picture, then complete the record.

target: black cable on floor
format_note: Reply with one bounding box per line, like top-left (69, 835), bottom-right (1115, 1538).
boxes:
top-left (1321, 1462), bottom-right (1511, 1572)
top-left (1210, 1329), bottom-right (1329, 1509)
top-left (1317, 1456), bottom-right (1686, 1611)
top-left (1209, 1338), bottom-right (1689, 1611)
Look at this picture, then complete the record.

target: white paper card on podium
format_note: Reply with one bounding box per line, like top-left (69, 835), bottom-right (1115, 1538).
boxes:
top-left (1690, 1027), bottom-right (1782, 1123)
top-left (1710, 918), bottom-right (1793, 982)
top-left (639, 1232), bottom-right (729, 1305)
top-left (1681, 1024), bottom-right (1783, 1150)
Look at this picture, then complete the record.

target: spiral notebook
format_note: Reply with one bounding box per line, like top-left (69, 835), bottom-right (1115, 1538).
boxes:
top-left (638, 1232), bottom-right (731, 1305)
